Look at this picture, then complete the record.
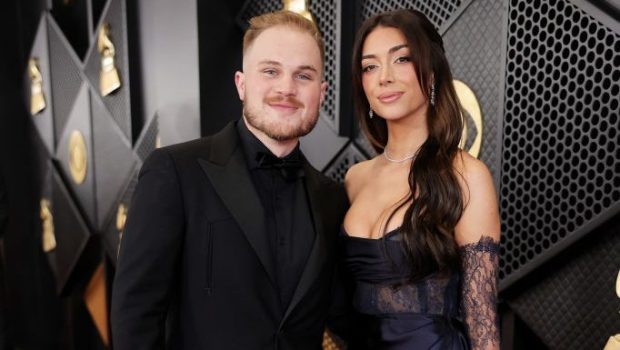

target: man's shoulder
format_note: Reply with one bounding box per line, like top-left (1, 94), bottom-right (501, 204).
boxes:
top-left (159, 137), bottom-right (212, 156)
top-left (154, 122), bottom-right (237, 160)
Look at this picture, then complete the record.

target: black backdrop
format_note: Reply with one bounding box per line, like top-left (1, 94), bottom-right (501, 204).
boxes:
top-left (0, 1), bottom-right (618, 349)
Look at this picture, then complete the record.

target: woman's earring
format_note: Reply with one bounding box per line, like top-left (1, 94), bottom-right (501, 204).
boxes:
top-left (369, 109), bottom-right (374, 119)
top-left (430, 83), bottom-right (436, 106)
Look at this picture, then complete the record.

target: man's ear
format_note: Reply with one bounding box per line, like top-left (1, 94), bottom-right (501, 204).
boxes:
top-left (319, 81), bottom-right (328, 105)
top-left (234, 71), bottom-right (245, 101)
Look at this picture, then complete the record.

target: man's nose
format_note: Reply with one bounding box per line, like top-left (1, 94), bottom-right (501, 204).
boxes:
top-left (275, 75), bottom-right (297, 96)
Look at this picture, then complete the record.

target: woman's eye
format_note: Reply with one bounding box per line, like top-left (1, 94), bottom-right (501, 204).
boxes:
top-left (362, 65), bottom-right (376, 73)
top-left (395, 56), bottom-right (411, 63)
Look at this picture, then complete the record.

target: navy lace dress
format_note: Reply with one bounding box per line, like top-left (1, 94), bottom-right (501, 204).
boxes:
top-left (341, 228), bottom-right (499, 350)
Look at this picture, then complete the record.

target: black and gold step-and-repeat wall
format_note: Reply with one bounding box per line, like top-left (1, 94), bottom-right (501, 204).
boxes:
top-left (1, 0), bottom-right (618, 349)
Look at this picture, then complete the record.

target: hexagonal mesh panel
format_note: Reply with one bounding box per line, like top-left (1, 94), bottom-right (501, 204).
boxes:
top-left (237, 0), bottom-right (341, 131)
top-left (361, 0), bottom-right (463, 26)
top-left (500, 0), bottom-right (620, 282)
top-left (311, 0), bottom-right (339, 129)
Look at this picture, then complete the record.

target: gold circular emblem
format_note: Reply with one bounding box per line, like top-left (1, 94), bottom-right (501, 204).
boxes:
top-left (116, 203), bottom-right (128, 231)
top-left (453, 80), bottom-right (483, 159)
top-left (68, 130), bottom-right (88, 184)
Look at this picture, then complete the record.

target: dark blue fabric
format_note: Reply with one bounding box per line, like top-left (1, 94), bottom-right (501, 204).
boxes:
top-left (342, 228), bottom-right (470, 350)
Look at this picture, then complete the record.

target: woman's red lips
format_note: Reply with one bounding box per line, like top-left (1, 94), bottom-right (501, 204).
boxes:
top-left (378, 92), bottom-right (403, 103)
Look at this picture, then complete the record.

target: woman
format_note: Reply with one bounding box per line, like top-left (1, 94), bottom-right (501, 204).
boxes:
top-left (342, 9), bottom-right (500, 349)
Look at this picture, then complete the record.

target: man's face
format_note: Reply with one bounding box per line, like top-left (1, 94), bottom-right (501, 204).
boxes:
top-left (235, 25), bottom-right (327, 142)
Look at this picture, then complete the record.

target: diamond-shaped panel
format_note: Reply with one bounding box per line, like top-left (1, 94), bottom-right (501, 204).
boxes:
top-left (50, 165), bottom-right (94, 294)
top-left (55, 83), bottom-right (96, 227)
top-left (91, 89), bottom-right (136, 231)
top-left (134, 113), bottom-right (159, 163)
top-left (84, 0), bottom-right (132, 142)
top-left (47, 15), bottom-right (83, 145)
top-left (28, 15), bottom-right (55, 155)
top-left (508, 220), bottom-right (620, 349)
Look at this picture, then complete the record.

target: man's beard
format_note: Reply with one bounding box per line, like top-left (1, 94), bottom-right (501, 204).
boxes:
top-left (243, 97), bottom-right (320, 141)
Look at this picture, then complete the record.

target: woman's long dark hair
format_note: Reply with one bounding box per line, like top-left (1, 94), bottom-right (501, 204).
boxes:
top-left (352, 9), bottom-right (465, 280)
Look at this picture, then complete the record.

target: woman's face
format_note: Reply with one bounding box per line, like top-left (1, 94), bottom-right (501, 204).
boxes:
top-left (360, 26), bottom-right (428, 123)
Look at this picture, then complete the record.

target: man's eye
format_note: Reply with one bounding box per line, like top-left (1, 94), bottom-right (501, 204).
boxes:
top-left (263, 69), bottom-right (278, 76)
top-left (297, 74), bottom-right (312, 80)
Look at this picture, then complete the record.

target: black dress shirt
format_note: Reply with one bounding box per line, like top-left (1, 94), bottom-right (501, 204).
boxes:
top-left (236, 120), bottom-right (315, 310)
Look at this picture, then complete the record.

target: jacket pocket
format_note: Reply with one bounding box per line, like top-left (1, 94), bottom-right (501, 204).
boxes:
top-left (204, 221), bottom-right (214, 295)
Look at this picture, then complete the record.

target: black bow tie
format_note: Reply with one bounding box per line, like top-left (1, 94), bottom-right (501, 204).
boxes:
top-left (255, 152), bottom-right (304, 181)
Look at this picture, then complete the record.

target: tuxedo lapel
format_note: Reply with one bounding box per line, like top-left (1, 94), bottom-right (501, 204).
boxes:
top-left (279, 161), bottom-right (329, 326)
top-left (197, 123), bottom-right (277, 286)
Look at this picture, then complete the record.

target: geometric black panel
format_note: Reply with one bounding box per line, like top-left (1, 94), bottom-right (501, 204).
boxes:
top-left (507, 217), bottom-right (620, 349)
top-left (84, 0), bottom-right (132, 142)
top-left (91, 90), bottom-right (136, 231)
top-left (54, 83), bottom-right (96, 227)
top-left (50, 165), bottom-right (94, 294)
top-left (134, 113), bottom-right (158, 163)
top-left (28, 15), bottom-right (56, 155)
top-left (47, 15), bottom-right (83, 145)
top-left (101, 167), bottom-right (138, 266)
top-left (31, 129), bottom-right (54, 203)
top-left (499, 0), bottom-right (620, 286)
top-left (49, 0), bottom-right (91, 59)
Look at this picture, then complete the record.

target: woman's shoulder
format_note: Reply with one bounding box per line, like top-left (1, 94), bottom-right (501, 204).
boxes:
top-left (344, 159), bottom-right (374, 183)
top-left (453, 150), bottom-right (500, 245)
top-left (344, 157), bottom-right (379, 199)
top-left (453, 150), bottom-right (493, 188)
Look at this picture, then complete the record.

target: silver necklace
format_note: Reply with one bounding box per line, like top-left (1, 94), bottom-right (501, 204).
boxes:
top-left (382, 149), bottom-right (415, 163)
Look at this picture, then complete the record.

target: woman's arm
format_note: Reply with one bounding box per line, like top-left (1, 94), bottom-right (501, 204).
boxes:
top-left (454, 154), bottom-right (501, 350)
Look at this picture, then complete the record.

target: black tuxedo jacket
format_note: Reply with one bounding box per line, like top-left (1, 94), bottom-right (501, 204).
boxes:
top-left (111, 122), bottom-right (348, 350)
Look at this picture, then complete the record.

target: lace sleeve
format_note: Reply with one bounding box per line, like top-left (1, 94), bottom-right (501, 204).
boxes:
top-left (459, 236), bottom-right (500, 350)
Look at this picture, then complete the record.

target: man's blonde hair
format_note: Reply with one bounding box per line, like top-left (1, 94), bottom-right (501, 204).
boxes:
top-left (243, 11), bottom-right (325, 67)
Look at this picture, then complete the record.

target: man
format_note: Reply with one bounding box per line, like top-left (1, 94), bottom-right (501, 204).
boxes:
top-left (111, 11), bottom-right (348, 350)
